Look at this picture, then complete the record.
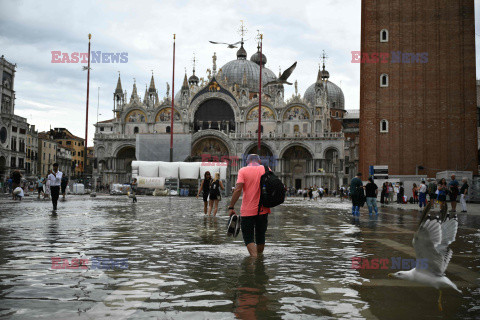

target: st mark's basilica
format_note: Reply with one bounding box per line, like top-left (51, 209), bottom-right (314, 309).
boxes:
top-left (93, 40), bottom-right (359, 191)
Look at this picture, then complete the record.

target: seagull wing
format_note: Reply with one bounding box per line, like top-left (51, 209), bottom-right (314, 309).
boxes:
top-left (436, 215), bottom-right (458, 273)
top-left (209, 41), bottom-right (229, 45)
top-left (279, 62), bottom-right (297, 81)
top-left (413, 217), bottom-right (444, 276)
top-left (231, 40), bottom-right (242, 46)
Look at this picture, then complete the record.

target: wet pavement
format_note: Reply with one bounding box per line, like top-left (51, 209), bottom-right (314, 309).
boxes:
top-left (0, 195), bottom-right (479, 319)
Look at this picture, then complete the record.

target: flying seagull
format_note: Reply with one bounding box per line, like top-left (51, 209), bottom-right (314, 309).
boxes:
top-left (264, 62), bottom-right (297, 87)
top-left (209, 40), bottom-right (243, 48)
top-left (388, 203), bottom-right (461, 311)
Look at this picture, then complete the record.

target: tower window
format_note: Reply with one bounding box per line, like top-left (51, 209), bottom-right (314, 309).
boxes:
top-left (380, 74), bottom-right (389, 87)
top-left (134, 127), bottom-right (139, 134)
top-left (380, 119), bottom-right (389, 133)
top-left (380, 29), bottom-right (389, 42)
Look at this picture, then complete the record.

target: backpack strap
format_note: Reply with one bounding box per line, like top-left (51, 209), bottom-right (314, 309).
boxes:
top-left (258, 164), bottom-right (269, 215)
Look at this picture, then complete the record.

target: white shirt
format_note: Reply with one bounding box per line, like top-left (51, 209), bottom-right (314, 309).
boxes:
top-left (419, 184), bottom-right (427, 193)
top-left (48, 171), bottom-right (63, 187)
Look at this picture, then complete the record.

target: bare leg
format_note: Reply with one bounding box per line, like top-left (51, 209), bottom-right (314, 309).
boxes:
top-left (207, 200), bottom-right (214, 215)
top-left (257, 244), bottom-right (265, 254)
top-left (203, 201), bottom-right (208, 215)
top-left (213, 200), bottom-right (219, 216)
top-left (246, 243), bottom-right (257, 257)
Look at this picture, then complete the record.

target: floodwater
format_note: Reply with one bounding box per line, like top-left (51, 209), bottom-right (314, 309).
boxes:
top-left (0, 195), bottom-right (479, 319)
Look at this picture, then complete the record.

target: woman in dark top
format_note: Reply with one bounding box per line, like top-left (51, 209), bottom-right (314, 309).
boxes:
top-left (380, 182), bottom-right (386, 204)
top-left (412, 183), bottom-right (418, 204)
top-left (11, 170), bottom-right (21, 200)
top-left (437, 178), bottom-right (448, 216)
top-left (197, 171), bottom-right (212, 215)
top-left (208, 172), bottom-right (224, 216)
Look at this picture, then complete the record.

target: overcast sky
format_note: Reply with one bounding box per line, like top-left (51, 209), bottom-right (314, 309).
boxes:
top-left (1, 0), bottom-right (479, 144)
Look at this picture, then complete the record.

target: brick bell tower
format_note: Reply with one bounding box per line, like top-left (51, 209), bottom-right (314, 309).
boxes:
top-left (359, 0), bottom-right (478, 176)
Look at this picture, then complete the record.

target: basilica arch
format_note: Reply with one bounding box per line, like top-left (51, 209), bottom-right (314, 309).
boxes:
top-left (280, 144), bottom-right (314, 190)
top-left (193, 98), bottom-right (236, 132)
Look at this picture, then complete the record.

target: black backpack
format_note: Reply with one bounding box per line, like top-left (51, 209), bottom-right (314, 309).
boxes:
top-left (258, 165), bottom-right (285, 210)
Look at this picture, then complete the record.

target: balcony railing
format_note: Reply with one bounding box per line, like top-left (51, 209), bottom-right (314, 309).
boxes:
top-left (228, 132), bottom-right (344, 140)
top-left (94, 133), bottom-right (133, 140)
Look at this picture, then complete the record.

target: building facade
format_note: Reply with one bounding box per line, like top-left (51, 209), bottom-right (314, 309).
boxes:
top-left (359, 0), bottom-right (478, 176)
top-left (48, 128), bottom-right (84, 177)
top-left (57, 146), bottom-right (73, 178)
top-left (0, 55), bottom-right (30, 182)
top-left (38, 132), bottom-right (57, 177)
top-left (26, 124), bottom-right (38, 178)
top-left (95, 44), bottom-right (353, 190)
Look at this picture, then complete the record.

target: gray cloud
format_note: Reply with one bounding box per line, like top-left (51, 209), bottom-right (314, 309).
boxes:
top-left (1, 0), bottom-right (478, 144)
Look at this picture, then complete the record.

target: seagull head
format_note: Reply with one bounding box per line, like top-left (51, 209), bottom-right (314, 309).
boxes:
top-left (388, 271), bottom-right (409, 279)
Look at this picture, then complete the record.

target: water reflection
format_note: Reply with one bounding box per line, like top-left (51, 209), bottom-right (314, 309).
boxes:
top-left (0, 196), bottom-right (478, 319)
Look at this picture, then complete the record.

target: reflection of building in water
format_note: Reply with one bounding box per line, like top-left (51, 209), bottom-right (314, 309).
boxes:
top-left (94, 42), bottom-right (356, 189)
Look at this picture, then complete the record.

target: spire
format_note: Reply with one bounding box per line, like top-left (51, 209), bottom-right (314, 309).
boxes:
top-left (321, 50), bottom-right (330, 80)
top-left (115, 72), bottom-right (123, 94)
top-left (182, 72), bottom-right (189, 90)
top-left (144, 84), bottom-right (148, 102)
top-left (188, 53), bottom-right (199, 86)
top-left (148, 71), bottom-right (156, 92)
top-left (236, 21), bottom-right (247, 60)
top-left (130, 78), bottom-right (139, 101)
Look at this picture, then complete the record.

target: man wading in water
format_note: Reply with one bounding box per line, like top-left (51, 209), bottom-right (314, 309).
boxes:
top-left (228, 154), bottom-right (270, 258)
top-left (47, 163), bottom-right (62, 211)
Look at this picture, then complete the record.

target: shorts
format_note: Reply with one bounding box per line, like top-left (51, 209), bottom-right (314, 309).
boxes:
top-left (202, 192), bottom-right (209, 202)
top-left (241, 213), bottom-right (269, 246)
top-left (38, 187), bottom-right (43, 194)
top-left (209, 192), bottom-right (219, 201)
top-left (450, 192), bottom-right (458, 202)
top-left (61, 184), bottom-right (67, 194)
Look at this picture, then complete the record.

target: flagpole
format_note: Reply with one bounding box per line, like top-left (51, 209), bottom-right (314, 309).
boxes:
top-left (170, 34), bottom-right (175, 162)
top-left (84, 33), bottom-right (91, 179)
top-left (257, 34), bottom-right (263, 154)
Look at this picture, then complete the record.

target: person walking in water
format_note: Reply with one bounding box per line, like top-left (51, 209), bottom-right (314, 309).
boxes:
top-left (196, 171), bottom-right (212, 215)
top-left (208, 172), bottom-right (224, 216)
top-left (47, 163), bottom-right (62, 211)
top-left (350, 173), bottom-right (364, 217)
top-left (130, 178), bottom-right (138, 203)
top-left (365, 177), bottom-right (378, 216)
top-left (61, 175), bottom-right (69, 200)
top-left (228, 154), bottom-right (271, 258)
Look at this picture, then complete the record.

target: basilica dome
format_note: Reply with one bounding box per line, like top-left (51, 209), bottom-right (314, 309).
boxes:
top-left (304, 80), bottom-right (345, 109)
top-left (219, 43), bottom-right (276, 93)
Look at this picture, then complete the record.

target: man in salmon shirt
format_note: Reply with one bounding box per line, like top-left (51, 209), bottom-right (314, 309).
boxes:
top-left (228, 154), bottom-right (271, 257)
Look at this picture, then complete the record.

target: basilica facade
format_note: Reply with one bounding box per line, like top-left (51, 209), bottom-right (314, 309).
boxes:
top-left (94, 43), bottom-right (356, 190)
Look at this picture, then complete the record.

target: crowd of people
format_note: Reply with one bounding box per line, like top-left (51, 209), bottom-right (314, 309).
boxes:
top-left (282, 185), bottom-right (349, 201)
top-left (348, 173), bottom-right (471, 218)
